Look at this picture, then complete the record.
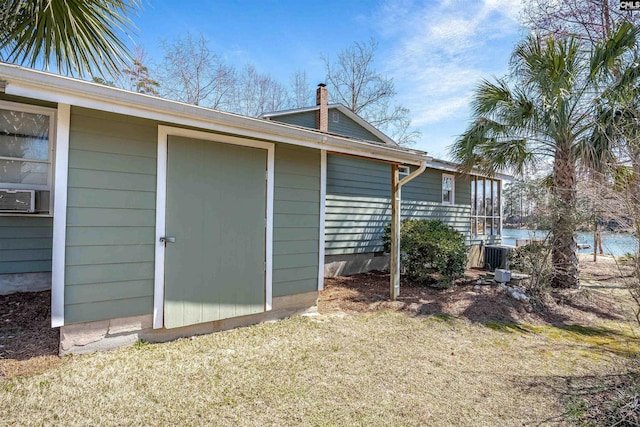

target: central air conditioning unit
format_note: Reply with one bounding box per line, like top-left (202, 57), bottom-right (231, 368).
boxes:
top-left (0, 189), bottom-right (36, 213)
top-left (484, 245), bottom-right (512, 271)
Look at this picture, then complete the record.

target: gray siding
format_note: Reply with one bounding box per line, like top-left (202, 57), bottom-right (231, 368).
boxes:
top-left (328, 110), bottom-right (384, 143)
top-left (326, 155), bottom-right (390, 255)
top-left (270, 111), bottom-right (316, 129)
top-left (65, 108), bottom-right (158, 324)
top-left (0, 217), bottom-right (53, 274)
top-left (64, 110), bottom-right (320, 324)
top-left (326, 154), bottom-right (483, 256)
top-left (273, 145), bottom-right (320, 296)
top-left (269, 109), bottom-right (385, 143)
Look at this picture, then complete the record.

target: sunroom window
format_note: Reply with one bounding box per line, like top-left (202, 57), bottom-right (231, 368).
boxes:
top-left (0, 102), bottom-right (55, 214)
top-left (471, 176), bottom-right (501, 236)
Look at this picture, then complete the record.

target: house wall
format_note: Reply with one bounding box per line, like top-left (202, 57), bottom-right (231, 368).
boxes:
top-left (0, 217), bottom-right (52, 274)
top-left (63, 108), bottom-right (320, 325)
top-left (273, 145), bottom-right (320, 297)
top-left (328, 110), bottom-right (383, 142)
top-left (270, 111), bottom-right (316, 129)
top-left (268, 110), bottom-right (385, 143)
top-left (64, 107), bottom-right (158, 324)
top-left (0, 95), bottom-right (58, 292)
top-left (326, 154), bottom-right (479, 257)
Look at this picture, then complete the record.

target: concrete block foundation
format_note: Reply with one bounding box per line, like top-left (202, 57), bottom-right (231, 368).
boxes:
top-left (324, 253), bottom-right (389, 277)
top-left (59, 291), bottom-right (318, 354)
top-left (0, 272), bottom-right (51, 295)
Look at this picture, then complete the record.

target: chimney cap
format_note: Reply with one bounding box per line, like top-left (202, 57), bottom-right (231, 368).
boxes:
top-left (317, 83), bottom-right (326, 88)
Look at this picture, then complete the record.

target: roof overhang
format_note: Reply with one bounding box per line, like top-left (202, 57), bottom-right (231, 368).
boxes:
top-left (0, 64), bottom-right (428, 165)
top-left (426, 158), bottom-right (514, 182)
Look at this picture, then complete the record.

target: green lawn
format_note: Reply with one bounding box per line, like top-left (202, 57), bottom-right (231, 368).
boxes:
top-left (1, 310), bottom-right (637, 426)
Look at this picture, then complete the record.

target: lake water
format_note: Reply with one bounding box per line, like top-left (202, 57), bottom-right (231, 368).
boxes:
top-left (501, 228), bottom-right (638, 257)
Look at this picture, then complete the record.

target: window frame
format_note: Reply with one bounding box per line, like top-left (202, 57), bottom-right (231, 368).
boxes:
top-left (442, 173), bottom-right (455, 205)
top-left (471, 176), bottom-right (501, 236)
top-left (0, 100), bottom-right (57, 215)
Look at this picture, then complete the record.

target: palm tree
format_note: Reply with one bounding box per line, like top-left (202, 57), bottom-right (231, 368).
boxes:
top-left (0, 0), bottom-right (139, 78)
top-left (450, 23), bottom-right (639, 288)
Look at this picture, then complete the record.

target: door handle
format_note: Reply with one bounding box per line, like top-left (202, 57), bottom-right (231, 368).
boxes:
top-left (159, 236), bottom-right (176, 245)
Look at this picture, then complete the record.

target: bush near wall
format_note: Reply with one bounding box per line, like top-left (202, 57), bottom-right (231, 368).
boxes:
top-left (383, 219), bottom-right (467, 288)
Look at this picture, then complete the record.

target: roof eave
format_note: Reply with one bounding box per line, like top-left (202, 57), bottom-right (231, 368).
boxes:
top-left (0, 64), bottom-right (427, 165)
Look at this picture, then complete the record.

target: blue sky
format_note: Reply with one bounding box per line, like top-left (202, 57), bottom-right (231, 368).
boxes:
top-left (129, 0), bottom-right (526, 159)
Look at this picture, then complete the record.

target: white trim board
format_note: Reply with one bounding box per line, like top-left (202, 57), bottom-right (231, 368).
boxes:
top-left (153, 128), bottom-right (168, 329)
top-left (153, 126), bottom-right (275, 329)
top-left (51, 103), bottom-right (70, 328)
top-left (318, 150), bottom-right (326, 291)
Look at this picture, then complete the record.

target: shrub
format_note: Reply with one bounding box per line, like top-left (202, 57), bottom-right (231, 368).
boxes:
top-left (383, 219), bottom-right (467, 288)
top-left (508, 240), bottom-right (552, 294)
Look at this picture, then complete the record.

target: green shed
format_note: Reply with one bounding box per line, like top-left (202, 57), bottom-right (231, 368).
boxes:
top-left (0, 64), bottom-right (426, 353)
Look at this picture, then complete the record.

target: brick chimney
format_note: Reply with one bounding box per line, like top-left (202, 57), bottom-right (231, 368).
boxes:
top-left (315, 83), bottom-right (328, 132)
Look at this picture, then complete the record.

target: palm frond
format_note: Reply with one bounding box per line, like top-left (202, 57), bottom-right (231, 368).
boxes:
top-left (0, 0), bottom-right (139, 77)
top-left (590, 21), bottom-right (639, 80)
top-left (472, 79), bottom-right (513, 116)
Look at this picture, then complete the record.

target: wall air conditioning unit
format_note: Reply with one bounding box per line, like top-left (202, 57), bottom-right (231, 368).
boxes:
top-left (0, 189), bottom-right (36, 213)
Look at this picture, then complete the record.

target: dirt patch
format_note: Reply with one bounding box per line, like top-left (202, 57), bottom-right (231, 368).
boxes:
top-left (0, 291), bottom-right (62, 379)
top-left (319, 264), bottom-right (627, 327)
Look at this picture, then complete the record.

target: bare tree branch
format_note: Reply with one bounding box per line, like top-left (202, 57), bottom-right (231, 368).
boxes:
top-left (323, 38), bottom-right (420, 146)
top-left (157, 33), bottom-right (236, 110)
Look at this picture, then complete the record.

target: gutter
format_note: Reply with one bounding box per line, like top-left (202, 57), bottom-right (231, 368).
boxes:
top-left (425, 159), bottom-right (514, 182)
top-left (0, 64), bottom-right (428, 165)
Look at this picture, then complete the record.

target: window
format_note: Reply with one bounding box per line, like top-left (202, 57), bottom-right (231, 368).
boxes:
top-left (0, 102), bottom-right (55, 214)
top-left (398, 165), bottom-right (410, 176)
top-left (331, 111), bottom-right (340, 123)
top-left (442, 173), bottom-right (454, 204)
top-left (471, 176), bottom-right (501, 236)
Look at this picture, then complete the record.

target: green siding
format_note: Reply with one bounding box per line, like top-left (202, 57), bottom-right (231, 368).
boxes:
top-left (326, 154), bottom-right (487, 256)
top-left (63, 109), bottom-right (319, 324)
top-left (0, 217), bottom-right (52, 274)
top-left (64, 107), bottom-right (157, 325)
top-left (269, 109), bottom-right (385, 143)
top-left (328, 110), bottom-right (384, 143)
top-left (270, 111), bottom-right (316, 128)
top-left (273, 145), bottom-right (320, 297)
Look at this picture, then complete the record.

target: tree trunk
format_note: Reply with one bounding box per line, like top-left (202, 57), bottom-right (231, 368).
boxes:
top-left (551, 147), bottom-right (580, 288)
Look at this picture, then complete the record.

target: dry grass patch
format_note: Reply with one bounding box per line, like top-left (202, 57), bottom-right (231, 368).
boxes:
top-left (2, 256), bottom-right (639, 425)
top-left (1, 311), bottom-right (635, 426)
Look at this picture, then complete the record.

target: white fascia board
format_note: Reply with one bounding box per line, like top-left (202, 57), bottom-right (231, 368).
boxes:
top-left (262, 105), bottom-right (319, 117)
top-left (425, 160), bottom-right (514, 182)
top-left (0, 65), bottom-right (427, 165)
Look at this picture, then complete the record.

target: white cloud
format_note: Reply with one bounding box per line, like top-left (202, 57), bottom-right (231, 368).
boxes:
top-left (375, 0), bottom-right (524, 153)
